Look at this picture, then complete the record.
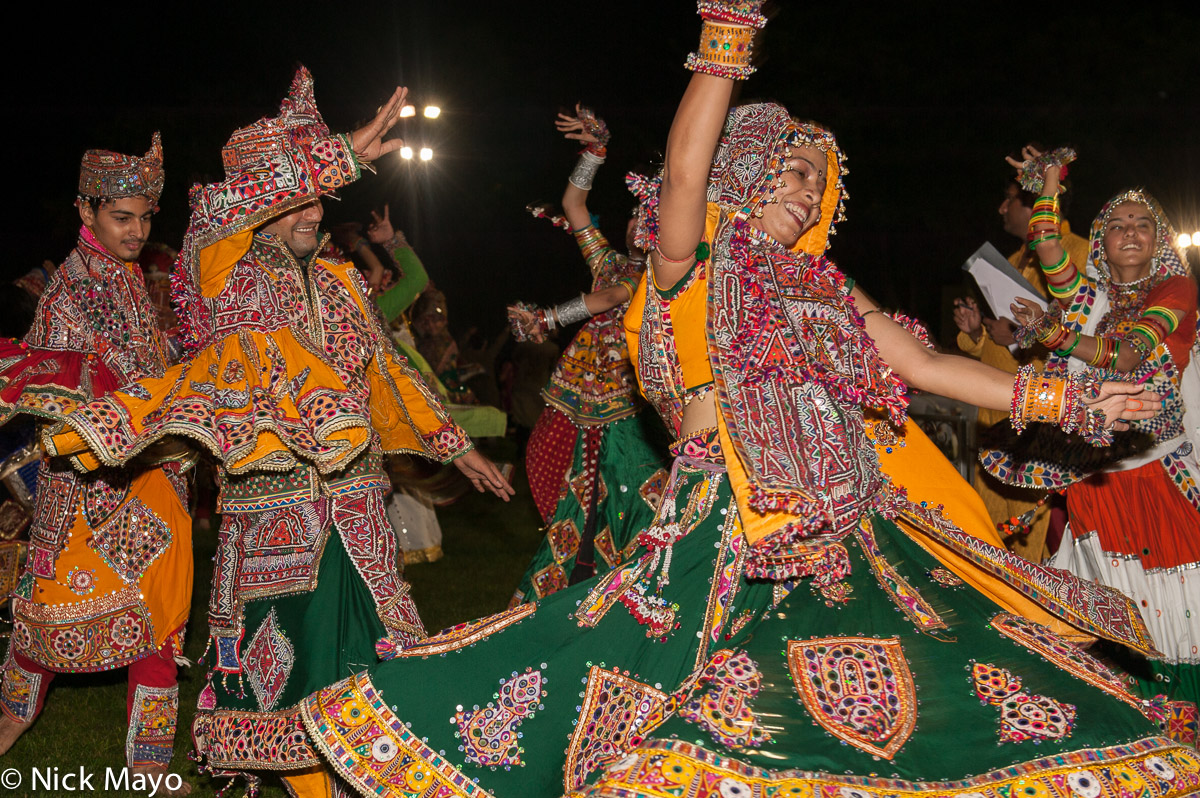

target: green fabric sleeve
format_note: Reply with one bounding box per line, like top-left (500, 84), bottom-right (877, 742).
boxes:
top-left (376, 244), bottom-right (430, 322)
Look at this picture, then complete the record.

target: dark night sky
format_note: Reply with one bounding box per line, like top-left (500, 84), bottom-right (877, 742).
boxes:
top-left (5, 3), bottom-right (1198, 343)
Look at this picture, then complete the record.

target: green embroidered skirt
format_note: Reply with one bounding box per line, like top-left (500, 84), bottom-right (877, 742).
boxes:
top-left (194, 469), bottom-right (428, 777)
top-left (513, 411), bottom-right (669, 604)
top-left (302, 451), bottom-right (1199, 798)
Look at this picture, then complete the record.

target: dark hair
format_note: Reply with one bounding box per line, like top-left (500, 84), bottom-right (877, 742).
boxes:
top-left (1006, 176), bottom-right (1073, 216)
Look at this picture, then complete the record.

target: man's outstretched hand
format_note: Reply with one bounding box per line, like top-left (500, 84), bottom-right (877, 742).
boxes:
top-left (454, 449), bottom-right (515, 501)
top-left (352, 87), bottom-right (409, 163)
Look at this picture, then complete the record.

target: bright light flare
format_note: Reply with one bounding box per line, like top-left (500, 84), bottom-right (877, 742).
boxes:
top-left (399, 105), bottom-right (416, 118)
top-left (419, 147), bottom-right (433, 161)
top-left (423, 106), bottom-right (441, 119)
top-left (1179, 233), bottom-right (1193, 248)
top-left (399, 146), bottom-right (413, 160)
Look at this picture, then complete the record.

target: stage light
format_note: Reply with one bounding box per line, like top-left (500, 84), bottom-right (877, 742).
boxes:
top-left (400, 146), bottom-right (413, 160)
top-left (1178, 233), bottom-right (1193, 248)
top-left (419, 147), bottom-right (433, 161)
top-left (1193, 231), bottom-right (1200, 246)
top-left (399, 105), bottom-right (416, 118)
top-left (424, 106), bottom-right (441, 119)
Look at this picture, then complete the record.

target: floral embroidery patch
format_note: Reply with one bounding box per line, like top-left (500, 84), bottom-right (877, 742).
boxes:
top-left (787, 636), bottom-right (917, 759)
top-left (564, 665), bottom-right (667, 792)
top-left (971, 662), bottom-right (1076, 743)
top-left (65, 567), bottom-right (97, 596)
top-left (678, 650), bottom-right (770, 749)
top-left (453, 666), bottom-right (547, 769)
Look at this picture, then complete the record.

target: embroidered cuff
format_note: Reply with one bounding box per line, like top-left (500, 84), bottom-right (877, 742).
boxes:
top-left (310, 134), bottom-right (361, 194)
top-left (422, 420), bottom-right (472, 463)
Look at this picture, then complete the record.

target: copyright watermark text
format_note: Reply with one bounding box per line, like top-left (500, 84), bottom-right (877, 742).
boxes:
top-left (0, 766), bottom-right (184, 795)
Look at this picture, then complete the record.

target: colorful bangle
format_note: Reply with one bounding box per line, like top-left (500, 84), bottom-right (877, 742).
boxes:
top-left (1108, 340), bottom-right (1122, 370)
top-left (1011, 366), bottom-right (1066, 433)
top-left (574, 225), bottom-right (607, 262)
top-left (686, 20), bottom-right (757, 79)
top-left (1088, 336), bottom-right (1118, 368)
top-left (1039, 322), bottom-right (1072, 350)
top-left (1041, 250), bottom-right (1071, 275)
top-left (1010, 365), bottom-right (1112, 446)
top-left (1128, 307), bottom-right (1179, 354)
top-left (1027, 233), bottom-right (1062, 251)
top-left (1056, 330), bottom-right (1082, 357)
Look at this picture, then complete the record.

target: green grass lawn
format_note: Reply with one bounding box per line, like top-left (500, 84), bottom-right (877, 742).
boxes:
top-left (0, 441), bottom-right (545, 796)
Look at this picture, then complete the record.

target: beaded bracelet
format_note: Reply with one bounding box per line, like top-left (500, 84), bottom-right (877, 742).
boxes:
top-left (686, 20), bottom-right (757, 78)
top-left (1017, 147), bottom-right (1078, 194)
top-left (507, 301), bottom-right (545, 342)
top-left (577, 106), bottom-right (611, 159)
top-left (696, 0), bottom-right (767, 27)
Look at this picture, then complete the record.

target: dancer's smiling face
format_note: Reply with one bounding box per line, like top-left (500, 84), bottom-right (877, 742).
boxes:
top-left (1103, 201), bottom-right (1157, 273)
top-left (262, 200), bottom-right (324, 258)
top-left (748, 145), bottom-right (827, 248)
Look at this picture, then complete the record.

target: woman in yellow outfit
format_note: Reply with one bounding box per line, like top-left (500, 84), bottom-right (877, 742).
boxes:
top-left (282, 7), bottom-right (1194, 798)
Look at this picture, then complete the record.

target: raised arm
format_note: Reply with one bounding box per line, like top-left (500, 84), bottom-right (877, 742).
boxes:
top-left (1006, 146), bottom-right (1081, 308)
top-left (557, 104), bottom-right (610, 231)
top-left (655, 3), bottom-right (766, 288)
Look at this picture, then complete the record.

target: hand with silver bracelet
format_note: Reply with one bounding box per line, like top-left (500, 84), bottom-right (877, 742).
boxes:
top-left (507, 293), bottom-right (595, 343)
top-left (557, 104), bottom-right (611, 190)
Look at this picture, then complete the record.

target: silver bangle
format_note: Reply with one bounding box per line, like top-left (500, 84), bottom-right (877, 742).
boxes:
top-left (553, 293), bottom-right (592, 327)
top-left (568, 151), bottom-right (605, 191)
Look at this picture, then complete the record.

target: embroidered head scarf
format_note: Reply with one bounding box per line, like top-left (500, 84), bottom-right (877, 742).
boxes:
top-left (77, 132), bottom-right (165, 204)
top-left (704, 103), bottom-right (908, 537)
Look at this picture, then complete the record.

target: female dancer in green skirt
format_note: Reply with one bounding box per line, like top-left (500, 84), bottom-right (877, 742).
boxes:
top-left (297, 6), bottom-right (1194, 797)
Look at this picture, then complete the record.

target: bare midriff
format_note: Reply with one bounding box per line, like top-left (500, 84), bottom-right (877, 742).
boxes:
top-left (680, 394), bottom-right (718, 437)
